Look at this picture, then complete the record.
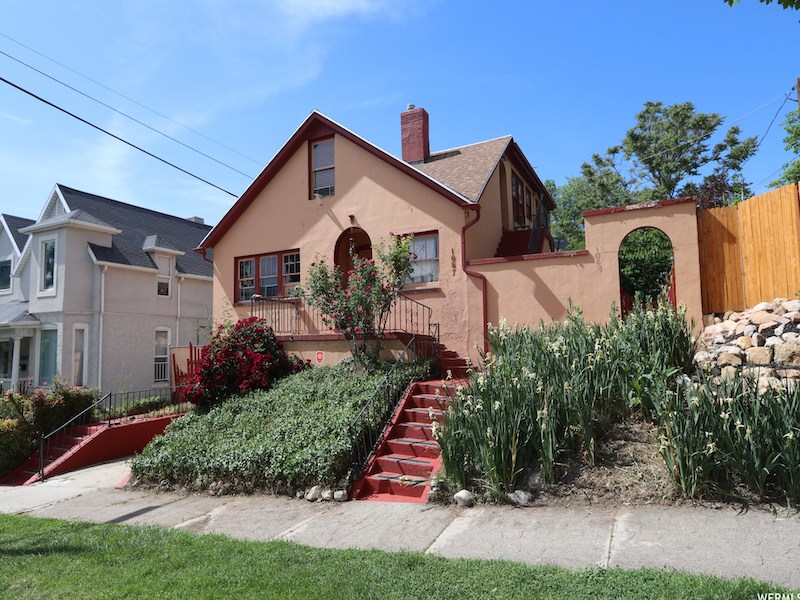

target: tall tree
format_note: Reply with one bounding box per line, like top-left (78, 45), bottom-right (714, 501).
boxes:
top-left (770, 107), bottom-right (800, 187)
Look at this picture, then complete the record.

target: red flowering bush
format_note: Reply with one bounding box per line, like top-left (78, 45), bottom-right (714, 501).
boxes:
top-left (185, 317), bottom-right (308, 409)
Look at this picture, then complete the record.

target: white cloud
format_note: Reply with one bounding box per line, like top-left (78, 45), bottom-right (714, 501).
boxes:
top-left (0, 111), bottom-right (31, 125)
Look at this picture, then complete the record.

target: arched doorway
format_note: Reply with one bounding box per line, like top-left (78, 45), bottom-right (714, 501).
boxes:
top-left (618, 227), bottom-right (676, 315)
top-left (334, 228), bottom-right (372, 285)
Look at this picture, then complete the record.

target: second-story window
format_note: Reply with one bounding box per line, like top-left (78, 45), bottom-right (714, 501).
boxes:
top-left (312, 139), bottom-right (335, 198)
top-left (511, 172), bottom-right (525, 228)
top-left (155, 255), bottom-right (172, 297)
top-left (0, 259), bottom-right (10, 292)
top-left (42, 239), bottom-right (56, 291)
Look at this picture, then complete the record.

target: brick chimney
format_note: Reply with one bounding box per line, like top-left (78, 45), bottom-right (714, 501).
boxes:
top-left (401, 105), bottom-right (430, 163)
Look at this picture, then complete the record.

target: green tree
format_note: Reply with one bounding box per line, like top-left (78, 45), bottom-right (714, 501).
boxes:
top-left (618, 228), bottom-right (674, 299)
top-left (770, 107), bottom-right (800, 187)
top-left (725, 0), bottom-right (800, 10)
top-left (583, 101), bottom-right (757, 208)
top-left (548, 176), bottom-right (626, 250)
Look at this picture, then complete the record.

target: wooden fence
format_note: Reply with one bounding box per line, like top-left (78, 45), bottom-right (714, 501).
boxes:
top-left (697, 184), bottom-right (800, 313)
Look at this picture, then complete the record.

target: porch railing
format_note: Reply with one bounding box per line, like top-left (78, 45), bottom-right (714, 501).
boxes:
top-left (250, 293), bottom-right (440, 345)
top-left (38, 386), bottom-right (191, 482)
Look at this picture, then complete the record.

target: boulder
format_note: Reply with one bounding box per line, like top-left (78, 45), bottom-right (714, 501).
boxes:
top-left (742, 324), bottom-right (757, 337)
top-left (748, 311), bottom-right (777, 325)
top-left (720, 366), bottom-right (739, 381)
top-left (746, 347), bottom-right (773, 365)
top-left (454, 489), bottom-right (475, 508)
top-left (782, 300), bottom-right (800, 313)
top-left (321, 489), bottom-right (333, 501)
top-left (781, 332), bottom-right (799, 344)
top-left (508, 489), bottom-right (534, 506)
top-left (784, 311), bottom-right (800, 324)
top-left (305, 485), bottom-right (322, 502)
top-left (765, 336), bottom-right (784, 348)
top-left (334, 489), bottom-right (349, 502)
top-left (751, 333), bottom-right (766, 347)
top-left (777, 369), bottom-right (800, 380)
top-left (734, 336), bottom-right (752, 350)
top-left (743, 366), bottom-right (776, 379)
top-left (775, 343), bottom-right (800, 367)
top-left (758, 377), bottom-right (783, 393)
top-left (718, 352), bottom-right (743, 367)
top-left (752, 302), bottom-right (774, 312)
top-left (693, 351), bottom-right (714, 367)
top-left (758, 321), bottom-right (779, 334)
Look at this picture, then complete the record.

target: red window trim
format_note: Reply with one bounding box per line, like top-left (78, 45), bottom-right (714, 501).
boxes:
top-left (234, 249), bottom-right (300, 302)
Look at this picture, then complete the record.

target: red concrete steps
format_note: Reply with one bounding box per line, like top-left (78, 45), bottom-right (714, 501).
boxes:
top-left (351, 379), bottom-right (457, 502)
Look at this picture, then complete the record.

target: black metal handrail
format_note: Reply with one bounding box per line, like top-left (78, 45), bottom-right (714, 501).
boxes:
top-left (38, 386), bottom-right (190, 481)
top-left (346, 336), bottom-right (435, 484)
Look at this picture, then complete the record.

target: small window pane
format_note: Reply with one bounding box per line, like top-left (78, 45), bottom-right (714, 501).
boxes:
top-left (238, 258), bottom-right (255, 301)
top-left (260, 255), bottom-right (278, 297)
top-left (313, 140), bottom-right (334, 169)
top-left (0, 260), bottom-right (10, 290)
top-left (43, 241), bottom-right (55, 289)
top-left (157, 278), bottom-right (170, 296)
top-left (154, 330), bottom-right (169, 383)
top-left (73, 328), bottom-right (85, 387)
top-left (283, 253), bottom-right (301, 286)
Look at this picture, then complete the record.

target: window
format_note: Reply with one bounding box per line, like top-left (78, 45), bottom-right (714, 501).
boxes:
top-left (154, 255), bottom-right (172, 297)
top-left (236, 250), bottom-right (300, 302)
top-left (42, 239), bottom-right (56, 291)
top-left (312, 139), bottom-right (335, 198)
top-left (0, 259), bottom-right (10, 292)
top-left (511, 172), bottom-right (525, 228)
top-left (39, 329), bottom-right (58, 386)
top-left (72, 325), bottom-right (87, 387)
top-left (154, 329), bottom-right (169, 383)
top-left (406, 234), bottom-right (439, 284)
top-left (525, 187), bottom-right (533, 222)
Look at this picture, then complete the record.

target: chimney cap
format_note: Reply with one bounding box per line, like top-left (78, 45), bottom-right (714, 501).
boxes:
top-left (406, 103), bottom-right (416, 111)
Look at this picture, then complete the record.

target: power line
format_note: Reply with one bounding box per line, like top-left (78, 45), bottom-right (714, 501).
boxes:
top-left (0, 74), bottom-right (238, 198)
top-left (0, 29), bottom-right (264, 166)
top-left (741, 93), bottom-right (793, 168)
top-left (753, 155), bottom-right (799, 189)
top-left (0, 48), bottom-right (255, 179)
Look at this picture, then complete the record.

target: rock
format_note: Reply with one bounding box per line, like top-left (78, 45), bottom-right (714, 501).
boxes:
top-left (734, 321), bottom-right (750, 335)
top-left (743, 366), bottom-right (776, 379)
top-left (718, 352), bottom-right (743, 367)
top-left (716, 345), bottom-right (744, 357)
top-left (306, 485), bottom-right (322, 501)
top-left (782, 332), bottom-right (799, 344)
top-left (758, 377), bottom-right (783, 393)
top-left (454, 489), bottom-right (475, 508)
top-left (295, 490), bottom-right (305, 500)
top-left (734, 336), bottom-right (752, 350)
top-left (748, 311), bottom-right (777, 325)
top-left (720, 366), bottom-right (739, 381)
top-left (522, 470), bottom-right (543, 491)
top-left (334, 490), bottom-right (349, 502)
top-left (751, 333), bottom-right (766, 347)
top-left (775, 324), bottom-right (787, 337)
top-left (784, 311), bottom-right (800, 324)
top-left (693, 351), bottom-right (714, 366)
top-left (782, 300), bottom-right (800, 313)
top-left (321, 489), bottom-right (333, 501)
top-left (714, 316), bottom-right (722, 324)
top-left (752, 302), bottom-right (774, 312)
top-left (776, 369), bottom-right (800, 380)
top-left (724, 311), bottom-right (734, 321)
top-left (720, 320), bottom-right (738, 333)
top-left (713, 334), bottom-right (727, 345)
top-left (746, 347), bottom-right (773, 365)
top-left (508, 489), bottom-right (534, 506)
top-left (765, 336), bottom-right (784, 348)
top-left (758, 321), bottom-right (779, 334)
top-left (775, 343), bottom-right (800, 366)
top-left (743, 324), bottom-right (757, 337)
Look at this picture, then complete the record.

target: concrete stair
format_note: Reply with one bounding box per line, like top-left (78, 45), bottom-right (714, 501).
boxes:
top-left (351, 381), bottom-right (456, 503)
top-left (1, 414), bottom-right (181, 486)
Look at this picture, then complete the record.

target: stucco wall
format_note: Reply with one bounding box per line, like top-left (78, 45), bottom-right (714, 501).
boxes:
top-left (212, 133), bottom-right (474, 355)
top-left (468, 200), bottom-right (703, 361)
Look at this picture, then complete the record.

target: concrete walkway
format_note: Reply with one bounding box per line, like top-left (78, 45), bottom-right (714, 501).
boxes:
top-left (2, 460), bottom-right (799, 589)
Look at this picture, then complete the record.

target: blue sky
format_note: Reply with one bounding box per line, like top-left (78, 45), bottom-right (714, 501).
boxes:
top-left (0, 1), bottom-right (797, 224)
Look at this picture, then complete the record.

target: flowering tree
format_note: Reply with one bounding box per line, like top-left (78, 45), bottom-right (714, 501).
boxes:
top-left (305, 235), bottom-right (413, 368)
top-left (186, 317), bottom-right (307, 409)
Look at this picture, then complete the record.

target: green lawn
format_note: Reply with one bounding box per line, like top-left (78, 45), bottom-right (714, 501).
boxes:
top-left (0, 514), bottom-right (786, 599)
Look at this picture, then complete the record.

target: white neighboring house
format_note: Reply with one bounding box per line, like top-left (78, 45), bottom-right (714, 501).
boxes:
top-left (0, 184), bottom-right (213, 394)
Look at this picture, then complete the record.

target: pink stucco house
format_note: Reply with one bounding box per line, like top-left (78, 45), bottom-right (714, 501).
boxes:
top-left (197, 107), bottom-right (703, 365)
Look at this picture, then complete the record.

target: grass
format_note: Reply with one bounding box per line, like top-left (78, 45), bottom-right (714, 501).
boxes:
top-left (0, 513), bottom-right (786, 600)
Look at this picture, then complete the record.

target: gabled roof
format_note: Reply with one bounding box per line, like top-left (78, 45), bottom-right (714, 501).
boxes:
top-left (0, 300), bottom-right (38, 327)
top-left (198, 110), bottom-right (473, 250)
top-left (1, 214), bottom-right (35, 254)
top-left (57, 185), bottom-right (212, 277)
top-left (414, 136), bottom-right (513, 202)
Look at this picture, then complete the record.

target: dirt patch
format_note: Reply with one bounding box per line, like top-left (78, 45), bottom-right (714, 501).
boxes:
top-left (531, 420), bottom-right (678, 508)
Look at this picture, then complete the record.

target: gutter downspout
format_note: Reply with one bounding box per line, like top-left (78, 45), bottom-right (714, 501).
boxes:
top-left (98, 265), bottom-right (107, 390)
top-left (177, 275), bottom-right (183, 345)
top-left (460, 204), bottom-right (490, 354)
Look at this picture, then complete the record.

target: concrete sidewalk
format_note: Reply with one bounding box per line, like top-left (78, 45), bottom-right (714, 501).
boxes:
top-left (2, 460), bottom-right (799, 589)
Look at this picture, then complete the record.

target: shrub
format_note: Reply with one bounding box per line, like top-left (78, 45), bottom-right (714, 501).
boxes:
top-left (23, 379), bottom-right (98, 437)
top-left (0, 418), bottom-right (34, 478)
top-left (305, 236), bottom-right (413, 368)
top-left (131, 363), bottom-right (391, 491)
top-left (185, 317), bottom-right (308, 409)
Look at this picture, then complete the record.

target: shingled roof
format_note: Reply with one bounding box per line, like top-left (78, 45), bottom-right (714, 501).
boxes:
top-left (2, 214), bottom-right (35, 253)
top-left (414, 136), bottom-right (512, 202)
top-left (56, 185), bottom-right (213, 277)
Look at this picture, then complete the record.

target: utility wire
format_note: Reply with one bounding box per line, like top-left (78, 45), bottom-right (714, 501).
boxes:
top-left (753, 155), bottom-right (799, 190)
top-left (0, 74), bottom-right (238, 198)
top-left (0, 30), bottom-right (263, 166)
top-left (741, 92), bottom-right (793, 168)
top-left (0, 48), bottom-right (254, 179)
